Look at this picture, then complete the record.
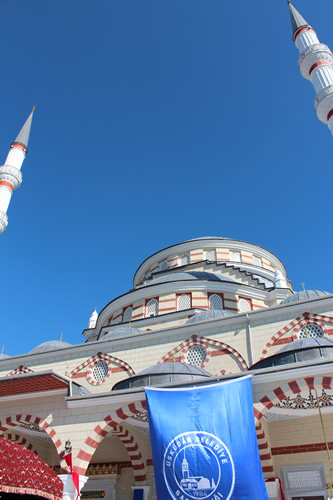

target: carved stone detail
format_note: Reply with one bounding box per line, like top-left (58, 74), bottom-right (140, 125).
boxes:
top-left (275, 389), bottom-right (333, 410)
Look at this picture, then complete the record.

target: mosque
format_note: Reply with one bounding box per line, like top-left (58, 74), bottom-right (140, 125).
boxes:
top-left (1, 3), bottom-right (333, 500)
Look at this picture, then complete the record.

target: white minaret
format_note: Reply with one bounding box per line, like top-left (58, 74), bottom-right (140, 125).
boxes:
top-left (288, 2), bottom-right (333, 136)
top-left (0, 108), bottom-right (35, 233)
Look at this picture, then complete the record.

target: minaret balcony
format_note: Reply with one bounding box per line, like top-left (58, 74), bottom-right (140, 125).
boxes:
top-left (0, 211), bottom-right (8, 233)
top-left (315, 85), bottom-right (333, 123)
top-left (0, 165), bottom-right (22, 190)
top-left (298, 43), bottom-right (333, 80)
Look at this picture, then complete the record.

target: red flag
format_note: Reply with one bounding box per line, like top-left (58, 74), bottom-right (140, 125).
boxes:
top-left (64, 451), bottom-right (80, 499)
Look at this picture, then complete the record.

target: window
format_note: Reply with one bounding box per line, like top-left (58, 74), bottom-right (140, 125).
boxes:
top-left (299, 323), bottom-right (324, 339)
top-left (179, 254), bottom-right (190, 266)
top-left (253, 255), bottom-right (261, 266)
top-left (230, 251), bottom-right (241, 262)
top-left (160, 261), bottom-right (168, 271)
top-left (123, 306), bottom-right (132, 322)
top-left (187, 345), bottom-right (207, 367)
top-left (92, 361), bottom-right (109, 383)
top-left (146, 298), bottom-right (159, 317)
top-left (177, 294), bottom-right (191, 311)
top-left (205, 249), bottom-right (216, 261)
top-left (209, 294), bottom-right (223, 310)
top-left (239, 298), bottom-right (252, 312)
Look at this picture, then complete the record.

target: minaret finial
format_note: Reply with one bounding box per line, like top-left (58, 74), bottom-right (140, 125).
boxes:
top-left (60, 332), bottom-right (63, 341)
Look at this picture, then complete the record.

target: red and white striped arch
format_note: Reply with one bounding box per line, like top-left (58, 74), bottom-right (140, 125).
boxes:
top-left (259, 312), bottom-right (333, 360)
top-left (71, 351), bottom-right (135, 386)
top-left (2, 431), bottom-right (38, 455)
top-left (75, 400), bottom-right (147, 482)
top-left (7, 365), bottom-right (34, 376)
top-left (160, 334), bottom-right (248, 371)
top-left (0, 413), bottom-right (65, 467)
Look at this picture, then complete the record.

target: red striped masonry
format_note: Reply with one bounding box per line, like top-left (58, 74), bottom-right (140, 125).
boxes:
top-left (76, 400), bottom-right (147, 479)
top-left (0, 181), bottom-right (13, 191)
top-left (294, 25), bottom-right (313, 41)
top-left (309, 61), bottom-right (330, 76)
top-left (0, 414), bottom-right (63, 467)
top-left (259, 312), bottom-right (333, 360)
top-left (160, 334), bottom-right (248, 370)
top-left (71, 352), bottom-right (135, 383)
top-left (8, 365), bottom-right (33, 376)
top-left (272, 441), bottom-right (333, 455)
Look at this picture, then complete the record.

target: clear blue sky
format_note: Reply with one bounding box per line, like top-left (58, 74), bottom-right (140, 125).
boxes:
top-left (1, 0), bottom-right (332, 356)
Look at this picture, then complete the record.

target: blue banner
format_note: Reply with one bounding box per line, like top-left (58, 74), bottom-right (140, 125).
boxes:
top-left (145, 375), bottom-right (268, 500)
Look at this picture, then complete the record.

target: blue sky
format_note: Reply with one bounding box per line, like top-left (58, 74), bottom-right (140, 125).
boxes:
top-left (1, 0), bottom-right (332, 356)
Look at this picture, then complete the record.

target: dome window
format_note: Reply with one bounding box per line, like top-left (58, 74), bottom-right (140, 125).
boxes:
top-left (239, 298), bottom-right (252, 312)
top-left (160, 261), bottom-right (168, 271)
top-left (299, 323), bottom-right (324, 339)
top-left (123, 306), bottom-right (133, 323)
top-left (146, 298), bottom-right (159, 317)
top-left (209, 294), bottom-right (223, 311)
top-left (230, 251), bottom-right (241, 262)
top-left (179, 254), bottom-right (190, 266)
top-left (205, 249), bottom-right (216, 261)
top-left (187, 345), bottom-right (207, 367)
top-left (177, 294), bottom-right (191, 311)
top-left (91, 360), bottom-right (109, 384)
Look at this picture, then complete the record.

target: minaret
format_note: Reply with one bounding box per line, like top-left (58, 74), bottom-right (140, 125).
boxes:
top-left (0, 108), bottom-right (35, 233)
top-left (288, 2), bottom-right (333, 135)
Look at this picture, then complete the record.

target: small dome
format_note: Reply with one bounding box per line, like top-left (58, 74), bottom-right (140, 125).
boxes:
top-left (145, 271), bottom-right (236, 286)
top-left (278, 337), bottom-right (333, 353)
top-left (102, 327), bottom-right (142, 341)
top-left (0, 353), bottom-right (10, 360)
top-left (112, 362), bottom-right (212, 391)
top-left (281, 290), bottom-right (331, 305)
top-left (30, 340), bottom-right (72, 354)
top-left (250, 337), bottom-right (333, 370)
top-left (187, 309), bottom-right (234, 324)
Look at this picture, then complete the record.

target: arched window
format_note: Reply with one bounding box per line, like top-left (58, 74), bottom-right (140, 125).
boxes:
top-left (123, 306), bottom-right (132, 322)
top-left (179, 254), bottom-right (190, 266)
top-left (91, 361), bottom-right (109, 383)
top-left (160, 261), bottom-right (168, 271)
top-left (187, 345), bottom-right (207, 367)
top-left (239, 298), bottom-right (251, 313)
top-left (177, 294), bottom-right (191, 311)
top-left (146, 299), bottom-right (159, 317)
top-left (299, 323), bottom-right (324, 339)
top-left (205, 249), bottom-right (216, 261)
top-left (209, 294), bottom-right (223, 310)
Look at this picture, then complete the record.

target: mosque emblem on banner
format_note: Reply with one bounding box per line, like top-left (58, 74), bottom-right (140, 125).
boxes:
top-left (163, 431), bottom-right (235, 500)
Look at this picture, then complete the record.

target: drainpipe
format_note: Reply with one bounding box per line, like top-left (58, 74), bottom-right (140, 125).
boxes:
top-left (246, 314), bottom-right (254, 367)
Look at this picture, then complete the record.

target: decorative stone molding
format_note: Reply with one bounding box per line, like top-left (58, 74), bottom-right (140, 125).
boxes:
top-left (298, 43), bottom-right (333, 80)
top-left (0, 210), bottom-right (8, 232)
top-left (276, 388), bottom-right (333, 410)
top-left (0, 165), bottom-right (22, 190)
top-left (86, 463), bottom-right (121, 475)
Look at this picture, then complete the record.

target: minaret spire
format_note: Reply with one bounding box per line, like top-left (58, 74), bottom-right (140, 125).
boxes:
top-left (0, 108), bottom-right (35, 233)
top-left (287, 3), bottom-right (333, 136)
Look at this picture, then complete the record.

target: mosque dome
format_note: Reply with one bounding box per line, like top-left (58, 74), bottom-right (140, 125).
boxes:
top-left (30, 340), bottom-right (72, 354)
top-left (0, 353), bottom-right (10, 360)
top-left (186, 309), bottom-right (234, 324)
top-left (281, 290), bottom-right (331, 305)
top-left (101, 327), bottom-right (143, 340)
top-left (112, 362), bottom-right (212, 391)
top-left (145, 271), bottom-right (236, 286)
top-left (250, 337), bottom-right (333, 370)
